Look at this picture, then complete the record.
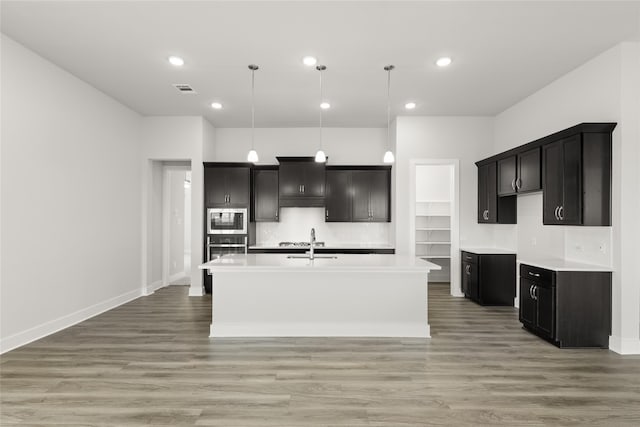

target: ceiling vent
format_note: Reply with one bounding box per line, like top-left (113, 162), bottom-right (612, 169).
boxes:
top-left (173, 84), bottom-right (196, 94)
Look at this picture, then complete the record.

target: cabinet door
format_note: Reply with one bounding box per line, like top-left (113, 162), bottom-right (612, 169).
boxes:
top-left (477, 165), bottom-right (487, 222)
top-left (561, 135), bottom-right (582, 225)
top-left (462, 261), bottom-right (472, 297)
top-left (205, 167), bottom-right (228, 206)
top-left (467, 262), bottom-right (479, 301)
top-left (543, 140), bottom-right (564, 225)
top-left (535, 284), bottom-right (555, 339)
top-left (351, 171), bottom-right (372, 222)
top-left (368, 170), bottom-right (390, 222)
top-left (279, 163), bottom-right (305, 198)
top-left (519, 278), bottom-right (536, 328)
top-left (303, 163), bottom-right (326, 198)
top-left (225, 167), bottom-right (250, 206)
top-left (325, 170), bottom-right (351, 222)
top-left (253, 169), bottom-right (279, 222)
top-left (486, 163), bottom-right (497, 223)
top-left (497, 156), bottom-right (517, 196)
top-left (517, 147), bottom-right (541, 193)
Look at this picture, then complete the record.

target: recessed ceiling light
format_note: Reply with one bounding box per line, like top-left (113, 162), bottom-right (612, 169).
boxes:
top-left (303, 56), bottom-right (318, 66)
top-left (405, 102), bottom-right (416, 110)
top-left (320, 102), bottom-right (330, 110)
top-left (168, 56), bottom-right (185, 67)
top-left (436, 57), bottom-right (452, 67)
top-left (211, 102), bottom-right (223, 110)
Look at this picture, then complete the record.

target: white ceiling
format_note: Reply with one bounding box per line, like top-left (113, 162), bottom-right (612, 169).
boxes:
top-left (2, 1), bottom-right (639, 127)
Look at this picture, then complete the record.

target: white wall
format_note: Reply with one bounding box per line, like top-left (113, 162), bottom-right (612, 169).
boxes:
top-left (212, 128), bottom-right (387, 164)
top-left (493, 42), bottom-right (640, 354)
top-left (395, 117), bottom-right (495, 256)
top-left (141, 117), bottom-right (205, 296)
top-left (416, 164), bottom-right (452, 202)
top-left (0, 35), bottom-right (142, 352)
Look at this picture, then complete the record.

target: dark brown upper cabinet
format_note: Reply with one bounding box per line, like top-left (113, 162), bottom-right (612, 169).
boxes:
top-left (477, 123), bottom-right (615, 226)
top-left (204, 164), bottom-right (251, 207)
top-left (325, 166), bottom-right (391, 223)
top-left (252, 166), bottom-right (279, 222)
top-left (497, 147), bottom-right (541, 196)
top-left (277, 157), bottom-right (325, 207)
top-left (542, 131), bottom-right (611, 226)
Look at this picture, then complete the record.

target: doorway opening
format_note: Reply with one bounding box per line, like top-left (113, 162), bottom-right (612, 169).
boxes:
top-left (410, 160), bottom-right (462, 297)
top-left (144, 160), bottom-right (192, 295)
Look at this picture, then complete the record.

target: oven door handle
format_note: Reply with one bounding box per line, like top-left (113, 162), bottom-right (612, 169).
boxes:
top-left (208, 244), bottom-right (247, 248)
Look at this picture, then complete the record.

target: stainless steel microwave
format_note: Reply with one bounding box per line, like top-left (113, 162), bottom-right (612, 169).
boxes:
top-left (207, 208), bottom-right (248, 234)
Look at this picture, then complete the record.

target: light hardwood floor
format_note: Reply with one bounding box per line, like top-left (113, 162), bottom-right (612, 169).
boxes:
top-left (2, 283), bottom-right (639, 426)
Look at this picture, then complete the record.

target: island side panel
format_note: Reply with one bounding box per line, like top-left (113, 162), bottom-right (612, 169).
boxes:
top-left (210, 270), bottom-right (429, 338)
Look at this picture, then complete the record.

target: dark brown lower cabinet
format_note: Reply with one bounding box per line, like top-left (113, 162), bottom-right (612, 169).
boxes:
top-left (461, 251), bottom-right (516, 306)
top-left (519, 264), bottom-right (611, 348)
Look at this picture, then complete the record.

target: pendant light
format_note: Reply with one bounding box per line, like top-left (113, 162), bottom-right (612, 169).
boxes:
top-left (247, 64), bottom-right (259, 163)
top-left (383, 65), bottom-right (395, 164)
top-left (315, 65), bottom-right (327, 163)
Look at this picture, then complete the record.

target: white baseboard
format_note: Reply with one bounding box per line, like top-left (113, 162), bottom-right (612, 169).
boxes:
top-left (609, 335), bottom-right (640, 354)
top-left (0, 288), bottom-right (141, 355)
top-left (142, 280), bottom-right (164, 296)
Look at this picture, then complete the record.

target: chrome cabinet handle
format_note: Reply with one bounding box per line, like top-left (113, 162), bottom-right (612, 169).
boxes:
top-left (528, 271), bottom-right (541, 277)
top-left (465, 265), bottom-right (471, 275)
top-left (554, 206), bottom-right (560, 220)
top-left (529, 285), bottom-right (534, 299)
top-left (302, 184), bottom-right (305, 194)
top-left (483, 209), bottom-right (489, 220)
top-left (533, 286), bottom-right (538, 300)
top-left (465, 255), bottom-right (472, 260)
top-left (326, 209), bottom-right (329, 219)
top-left (516, 178), bottom-right (521, 190)
top-left (275, 210), bottom-right (278, 219)
top-left (511, 179), bottom-right (516, 191)
top-left (558, 206), bottom-right (564, 221)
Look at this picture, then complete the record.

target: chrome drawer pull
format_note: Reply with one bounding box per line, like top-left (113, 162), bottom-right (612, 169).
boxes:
top-left (528, 272), bottom-right (541, 277)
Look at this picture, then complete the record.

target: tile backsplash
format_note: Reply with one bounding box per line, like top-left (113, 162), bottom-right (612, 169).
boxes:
top-left (256, 208), bottom-right (392, 246)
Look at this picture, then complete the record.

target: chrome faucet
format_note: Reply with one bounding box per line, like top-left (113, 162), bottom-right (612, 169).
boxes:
top-left (309, 228), bottom-right (316, 260)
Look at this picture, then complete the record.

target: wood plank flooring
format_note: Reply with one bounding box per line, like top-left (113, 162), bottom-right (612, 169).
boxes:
top-left (2, 283), bottom-right (640, 426)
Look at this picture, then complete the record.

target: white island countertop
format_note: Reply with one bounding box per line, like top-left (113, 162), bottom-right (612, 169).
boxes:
top-left (200, 253), bottom-right (441, 273)
top-left (249, 244), bottom-right (395, 250)
top-left (517, 257), bottom-right (613, 272)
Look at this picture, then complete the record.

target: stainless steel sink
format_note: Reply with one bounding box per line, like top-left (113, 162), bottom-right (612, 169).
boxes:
top-left (286, 255), bottom-right (338, 259)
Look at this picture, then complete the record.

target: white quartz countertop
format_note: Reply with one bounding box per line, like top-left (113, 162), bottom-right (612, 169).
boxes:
top-left (460, 247), bottom-right (517, 255)
top-left (249, 244), bottom-right (395, 250)
top-left (200, 253), bottom-right (441, 273)
top-left (517, 257), bottom-right (613, 272)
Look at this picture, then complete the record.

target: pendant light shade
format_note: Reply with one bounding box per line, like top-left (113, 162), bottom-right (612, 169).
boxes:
top-left (383, 65), bottom-right (395, 164)
top-left (247, 149), bottom-right (259, 163)
top-left (247, 64), bottom-right (259, 163)
top-left (315, 65), bottom-right (327, 163)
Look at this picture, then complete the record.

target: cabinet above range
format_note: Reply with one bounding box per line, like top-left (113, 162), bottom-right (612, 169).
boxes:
top-left (277, 157), bottom-right (326, 207)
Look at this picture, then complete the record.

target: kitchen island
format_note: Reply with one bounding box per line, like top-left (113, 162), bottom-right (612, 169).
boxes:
top-left (199, 253), bottom-right (440, 338)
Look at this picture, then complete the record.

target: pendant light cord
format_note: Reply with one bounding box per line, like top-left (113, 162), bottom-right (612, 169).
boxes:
top-left (385, 65), bottom-right (394, 152)
top-left (318, 66), bottom-right (324, 150)
top-left (251, 67), bottom-right (255, 150)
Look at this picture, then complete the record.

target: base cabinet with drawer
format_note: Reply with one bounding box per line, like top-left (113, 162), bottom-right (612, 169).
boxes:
top-left (461, 251), bottom-right (516, 306)
top-left (519, 264), bottom-right (612, 348)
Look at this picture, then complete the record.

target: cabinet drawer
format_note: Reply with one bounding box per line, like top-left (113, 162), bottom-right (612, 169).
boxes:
top-left (520, 264), bottom-right (554, 284)
top-left (461, 251), bottom-right (478, 264)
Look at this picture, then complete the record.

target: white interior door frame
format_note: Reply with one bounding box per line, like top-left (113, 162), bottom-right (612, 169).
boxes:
top-left (409, 159), bottom-right (462, 297)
